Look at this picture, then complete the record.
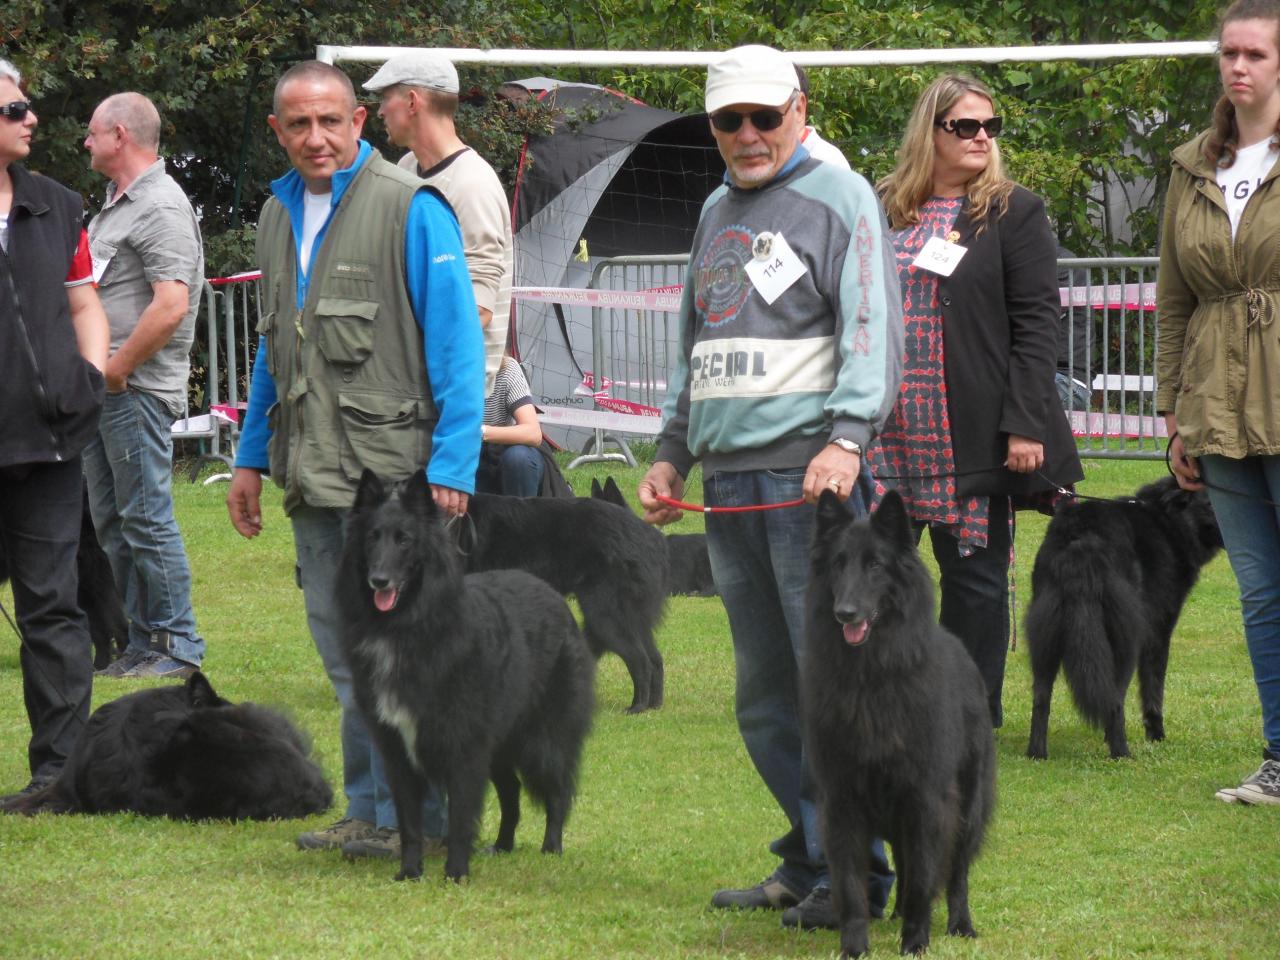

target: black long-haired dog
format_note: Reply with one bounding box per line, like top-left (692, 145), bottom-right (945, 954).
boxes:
top-left (337, 470), bottom-right (595, 883)
top-left (463, 485), bottom-right (667, 712)
top-left (1026, 475), bottom-right (1223, 759)
top-left (805, 490), bottom-right (995, 958)
top-left (1, 671), bottom-right (332, 820)
top-left (590, 476), bottom-right (717, 597)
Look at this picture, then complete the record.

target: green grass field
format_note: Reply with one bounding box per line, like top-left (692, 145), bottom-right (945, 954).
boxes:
top-left (0, 456), bottom-right (1274, 959)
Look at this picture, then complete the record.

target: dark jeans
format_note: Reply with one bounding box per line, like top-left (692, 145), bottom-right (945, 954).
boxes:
top-left (706, 467), bottom-right (893, 909)
top-left (916, 495), bottom-right (1011, 728)
top-left (0, 458), bottom-right (94, 780)
top-left (475, 443), bottom-right (544, 498)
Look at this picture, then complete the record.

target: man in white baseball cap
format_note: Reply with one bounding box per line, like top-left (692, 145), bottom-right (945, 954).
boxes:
top-left (363, 52), bottom-right (512, 401)
top-left (638, 43), bottom-right (901, 933)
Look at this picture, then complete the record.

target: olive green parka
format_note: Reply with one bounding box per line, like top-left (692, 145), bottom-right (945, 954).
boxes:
top-left (1156, 128), bottom-right (1280, 457)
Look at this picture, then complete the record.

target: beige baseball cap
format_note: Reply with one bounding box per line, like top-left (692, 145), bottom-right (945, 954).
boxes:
top-left (705, 44), bottom-right (798, 113)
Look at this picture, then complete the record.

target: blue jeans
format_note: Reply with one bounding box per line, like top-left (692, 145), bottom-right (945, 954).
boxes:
top-left (476, 444), bottom-right (544, 497)
top-left (1199, 455), bottom-right (1280, 758)
top-left (290, 505), bottom-right (447, 833)
top-left (705, 467), bottom-right (893, 907)
top-left (82, 389), bottom-right (202, 665)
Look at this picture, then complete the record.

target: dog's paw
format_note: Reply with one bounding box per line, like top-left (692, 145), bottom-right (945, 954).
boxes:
top-left (394, 867), bottom-right (423, 882)
top-left (946, 919), bottom-right (977, 938)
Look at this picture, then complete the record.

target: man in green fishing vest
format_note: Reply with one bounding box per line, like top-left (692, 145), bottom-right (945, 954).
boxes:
top-left (226, 60), bottom-right (483, 858)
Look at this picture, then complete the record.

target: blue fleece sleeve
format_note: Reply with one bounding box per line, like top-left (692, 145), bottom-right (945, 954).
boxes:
top-left (405, 189), bottom-right (484, 494)
top-left (234, 339), bottom-right (277, 470)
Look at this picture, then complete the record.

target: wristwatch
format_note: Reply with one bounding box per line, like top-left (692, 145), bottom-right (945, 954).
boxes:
top-left (829, 437), bottom-right (862, 456)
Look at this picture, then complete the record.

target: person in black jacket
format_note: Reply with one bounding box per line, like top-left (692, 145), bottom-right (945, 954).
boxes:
top-left (869, 74), bottom-right (1083, 726)
top-left (0, 58), bottom-right (109, 801)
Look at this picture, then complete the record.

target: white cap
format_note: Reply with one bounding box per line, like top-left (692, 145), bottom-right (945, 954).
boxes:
top-left (705, 45), bottom-right (798, 114)
top-left (363, 52), bottom-right (459, 94)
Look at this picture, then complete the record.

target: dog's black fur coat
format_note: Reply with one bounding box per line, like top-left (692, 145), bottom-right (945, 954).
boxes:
top-left (0, 485), bottom-right (127, 670)
top-left (805, 490), bottom-right (995, 957)
top-left (1025, 475), bottom-right (1223, 759)
top-left (590, 477), bottom-right (717, 597)
top-left (0, 671), bottom-right (332, 820)
top-left (337, 471), bottom-right (595, 882)
top-left (464, 485), bottom-right (667, 712)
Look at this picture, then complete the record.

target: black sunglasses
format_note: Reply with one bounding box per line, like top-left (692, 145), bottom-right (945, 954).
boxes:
top-left (710, 94), bottom-right (796, 134)
top-left (0, 101), bottom-right (32, 122)
top-left (934, 116), bottom-right (1002, 139)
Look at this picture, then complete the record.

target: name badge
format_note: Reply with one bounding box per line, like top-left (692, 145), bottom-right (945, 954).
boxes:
top-left (912, 235), bottom-right (967, 277)
top-left (91, 255), bottom-right (112, 285)
top-left (744, 233), bottom-right (806, 305)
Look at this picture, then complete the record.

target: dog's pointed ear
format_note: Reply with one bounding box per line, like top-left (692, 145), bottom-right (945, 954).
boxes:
top-left (354, 470), bottom-right (386, 510)
top-left (590, 478), bottom-right (603, 498)
top-left (401, 469), bottom-right (438, 516)
top-left (815, 488), bottom-right (851, 532)
top-left (603, 476), bottom-right (626, 506)
top-left (185, 670), bottom-right (220, 709)
top-left (871, 488), bottom-right (913, 545)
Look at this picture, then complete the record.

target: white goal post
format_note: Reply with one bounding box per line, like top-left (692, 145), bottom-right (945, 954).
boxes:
top-left (318, 42), bottom-right (1216, 68)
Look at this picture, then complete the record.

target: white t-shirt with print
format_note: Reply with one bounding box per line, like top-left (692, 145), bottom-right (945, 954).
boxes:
top-left (1217, 137), bottom-right (1280, 239)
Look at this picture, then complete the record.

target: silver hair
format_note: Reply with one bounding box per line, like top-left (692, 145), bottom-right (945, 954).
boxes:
top-left (0, 58), bottom-right (21, 87)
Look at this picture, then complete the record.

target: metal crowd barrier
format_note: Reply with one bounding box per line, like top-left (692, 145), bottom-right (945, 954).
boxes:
top-left (566, 254), bottom-right (1166, 466)
top-left (568, 254), bottom-right (689, 469)
top-left (173, 273), bottom-right (262, 482)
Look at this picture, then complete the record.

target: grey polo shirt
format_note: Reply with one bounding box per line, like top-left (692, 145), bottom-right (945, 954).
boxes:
top-left (89, 159), bottom-right (203, 416)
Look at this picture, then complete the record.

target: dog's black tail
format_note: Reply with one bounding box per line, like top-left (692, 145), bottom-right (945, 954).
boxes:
top-left (1028, 535), bottom-right (1143, 728)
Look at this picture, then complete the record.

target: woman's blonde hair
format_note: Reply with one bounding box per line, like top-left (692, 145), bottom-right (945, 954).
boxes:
top-left (1205, 0), bottom-right (1280, 168)
top-left (877, 74), bottom-right (1014, 233)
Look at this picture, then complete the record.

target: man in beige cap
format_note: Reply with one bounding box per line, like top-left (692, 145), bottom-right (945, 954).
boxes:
top-left (364, 52), bottom-right (512, 397)
top-left (637, 43), bottom-right (900, 932)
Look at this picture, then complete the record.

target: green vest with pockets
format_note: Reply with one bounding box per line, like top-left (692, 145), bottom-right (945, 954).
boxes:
top-left (256, 153), bottom-right (437, 513)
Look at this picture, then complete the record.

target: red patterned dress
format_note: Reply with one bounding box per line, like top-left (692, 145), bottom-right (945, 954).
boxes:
top-left (865, 197), bottom-right (992, 553)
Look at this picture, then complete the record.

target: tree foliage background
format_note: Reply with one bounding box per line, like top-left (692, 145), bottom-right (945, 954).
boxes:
top-left (5, 0), bottom-right (1228, 273)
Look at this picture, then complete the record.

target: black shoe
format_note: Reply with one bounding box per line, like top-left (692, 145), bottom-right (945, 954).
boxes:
top-left (710, 871), bottom-right (803, 911)
top-left (781, 885), bottom-right (838, 930)
top-left (0, 773), bottom-right (57, 808)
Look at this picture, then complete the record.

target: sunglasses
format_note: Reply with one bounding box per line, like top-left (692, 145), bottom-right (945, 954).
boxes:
top-left (0, 100), bottom-right (32, 122)
top-left (710, 94), bottom-right (796, 134)
top-left (934, 116), bottom-right (1003, 139)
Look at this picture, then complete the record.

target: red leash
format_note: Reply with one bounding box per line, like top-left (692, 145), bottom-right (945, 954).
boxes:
top-left (656, 494), bottom-right (806, 514)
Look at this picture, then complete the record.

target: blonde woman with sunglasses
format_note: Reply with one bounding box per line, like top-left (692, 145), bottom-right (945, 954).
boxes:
top-left (867, 73), bottom-right (1082, 728)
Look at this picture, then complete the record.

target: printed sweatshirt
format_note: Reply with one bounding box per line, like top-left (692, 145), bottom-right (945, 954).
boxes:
top-left (656, 149), bottom-right (904, 477)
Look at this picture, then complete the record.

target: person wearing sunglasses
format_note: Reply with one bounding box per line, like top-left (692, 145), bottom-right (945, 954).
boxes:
top-left (0, 58), bottom-right (110, 804)
top-left (869, 74), bottom-right (1082, 729)
top-left (638, 43), bottom-right (903, 932)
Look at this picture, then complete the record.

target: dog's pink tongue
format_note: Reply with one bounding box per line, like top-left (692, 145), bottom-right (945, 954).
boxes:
top-left (374, 588), bottom-right (399, 613)
top-left (843, 620), bottom-right (869, 646)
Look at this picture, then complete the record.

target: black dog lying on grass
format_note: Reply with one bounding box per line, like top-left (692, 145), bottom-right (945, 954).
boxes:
top-left (1026, 475), bottom-right (1223, 760)
top-left (0, 483), bottom-right (127, 670)
top-left (0, 672), bottom-right (332, 820)
top-left (590, 476), bottom-right (717, 597)
top-left (339, 470), bottom-right (595, 883)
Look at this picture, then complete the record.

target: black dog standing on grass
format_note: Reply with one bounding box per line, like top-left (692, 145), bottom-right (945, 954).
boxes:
top-left (0, 671), bottom-right (332, 820)
top-left (337, 470), bottom-right (595, 883)
top-left (1026, 475), bottom-right (1223, 760)
top-left (463, 489), bottom-right (667, 712)
top-left (804, 490), bottom-right (995, 958)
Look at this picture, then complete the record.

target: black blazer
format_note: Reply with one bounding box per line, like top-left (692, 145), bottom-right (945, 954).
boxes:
top-left (936, 185), bottom-right (1083, 497)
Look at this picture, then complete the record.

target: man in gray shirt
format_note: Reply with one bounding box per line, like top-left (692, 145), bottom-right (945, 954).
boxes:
top-left (82, 92), bottom-right (204, 679)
